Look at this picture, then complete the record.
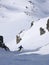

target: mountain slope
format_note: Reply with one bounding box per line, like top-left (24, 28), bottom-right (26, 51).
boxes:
top-left (16, 17), bottom-right (49, 55)
top-left (0, 0), bottom-right (49, 65)
top-left (0, 0), bottom-right (49, 53)
top-left (0, 0), bottom-right (32, 43)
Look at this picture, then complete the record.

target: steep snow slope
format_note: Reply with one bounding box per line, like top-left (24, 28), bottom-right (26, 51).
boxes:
top-left (6, 17), bottom-right (49, 53)
top-left (16, 17), bottom-right (49, 55)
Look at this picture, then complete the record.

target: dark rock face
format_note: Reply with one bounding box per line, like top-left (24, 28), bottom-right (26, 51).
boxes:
top-left (40, 27), bottom-right (46, 35)
top-left (0, 36), bottom-right (3, 43)
top-left (26, 6), bottom-right (28, 9)
top-left (31, 21), bottom-right (34, 27)
top-left (46, 19), bottom-right (49, 31)
top-left (0, 43), bottom-right (10, 51)
top-left (0, 36), bottom-right (10, 51)
top-left (16, 35), bottom-right (22, 44)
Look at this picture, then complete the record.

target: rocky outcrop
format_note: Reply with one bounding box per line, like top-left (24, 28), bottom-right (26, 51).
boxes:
top-left (46, 19), bottom-right (49, 31)
top-left (0, 36), bottom-right (10, 51)
top-left (0, 42), bottom-right (10, 51)
top-left (40, 27), bottom-right (46, 35)
top-left (16, 35), bottom-right (22, 44)
top-left (31, 21), bottom-right (34, 27)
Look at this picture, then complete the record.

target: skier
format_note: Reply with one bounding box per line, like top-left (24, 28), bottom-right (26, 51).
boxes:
top-left (18, 45), bottom-right (23, 51)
